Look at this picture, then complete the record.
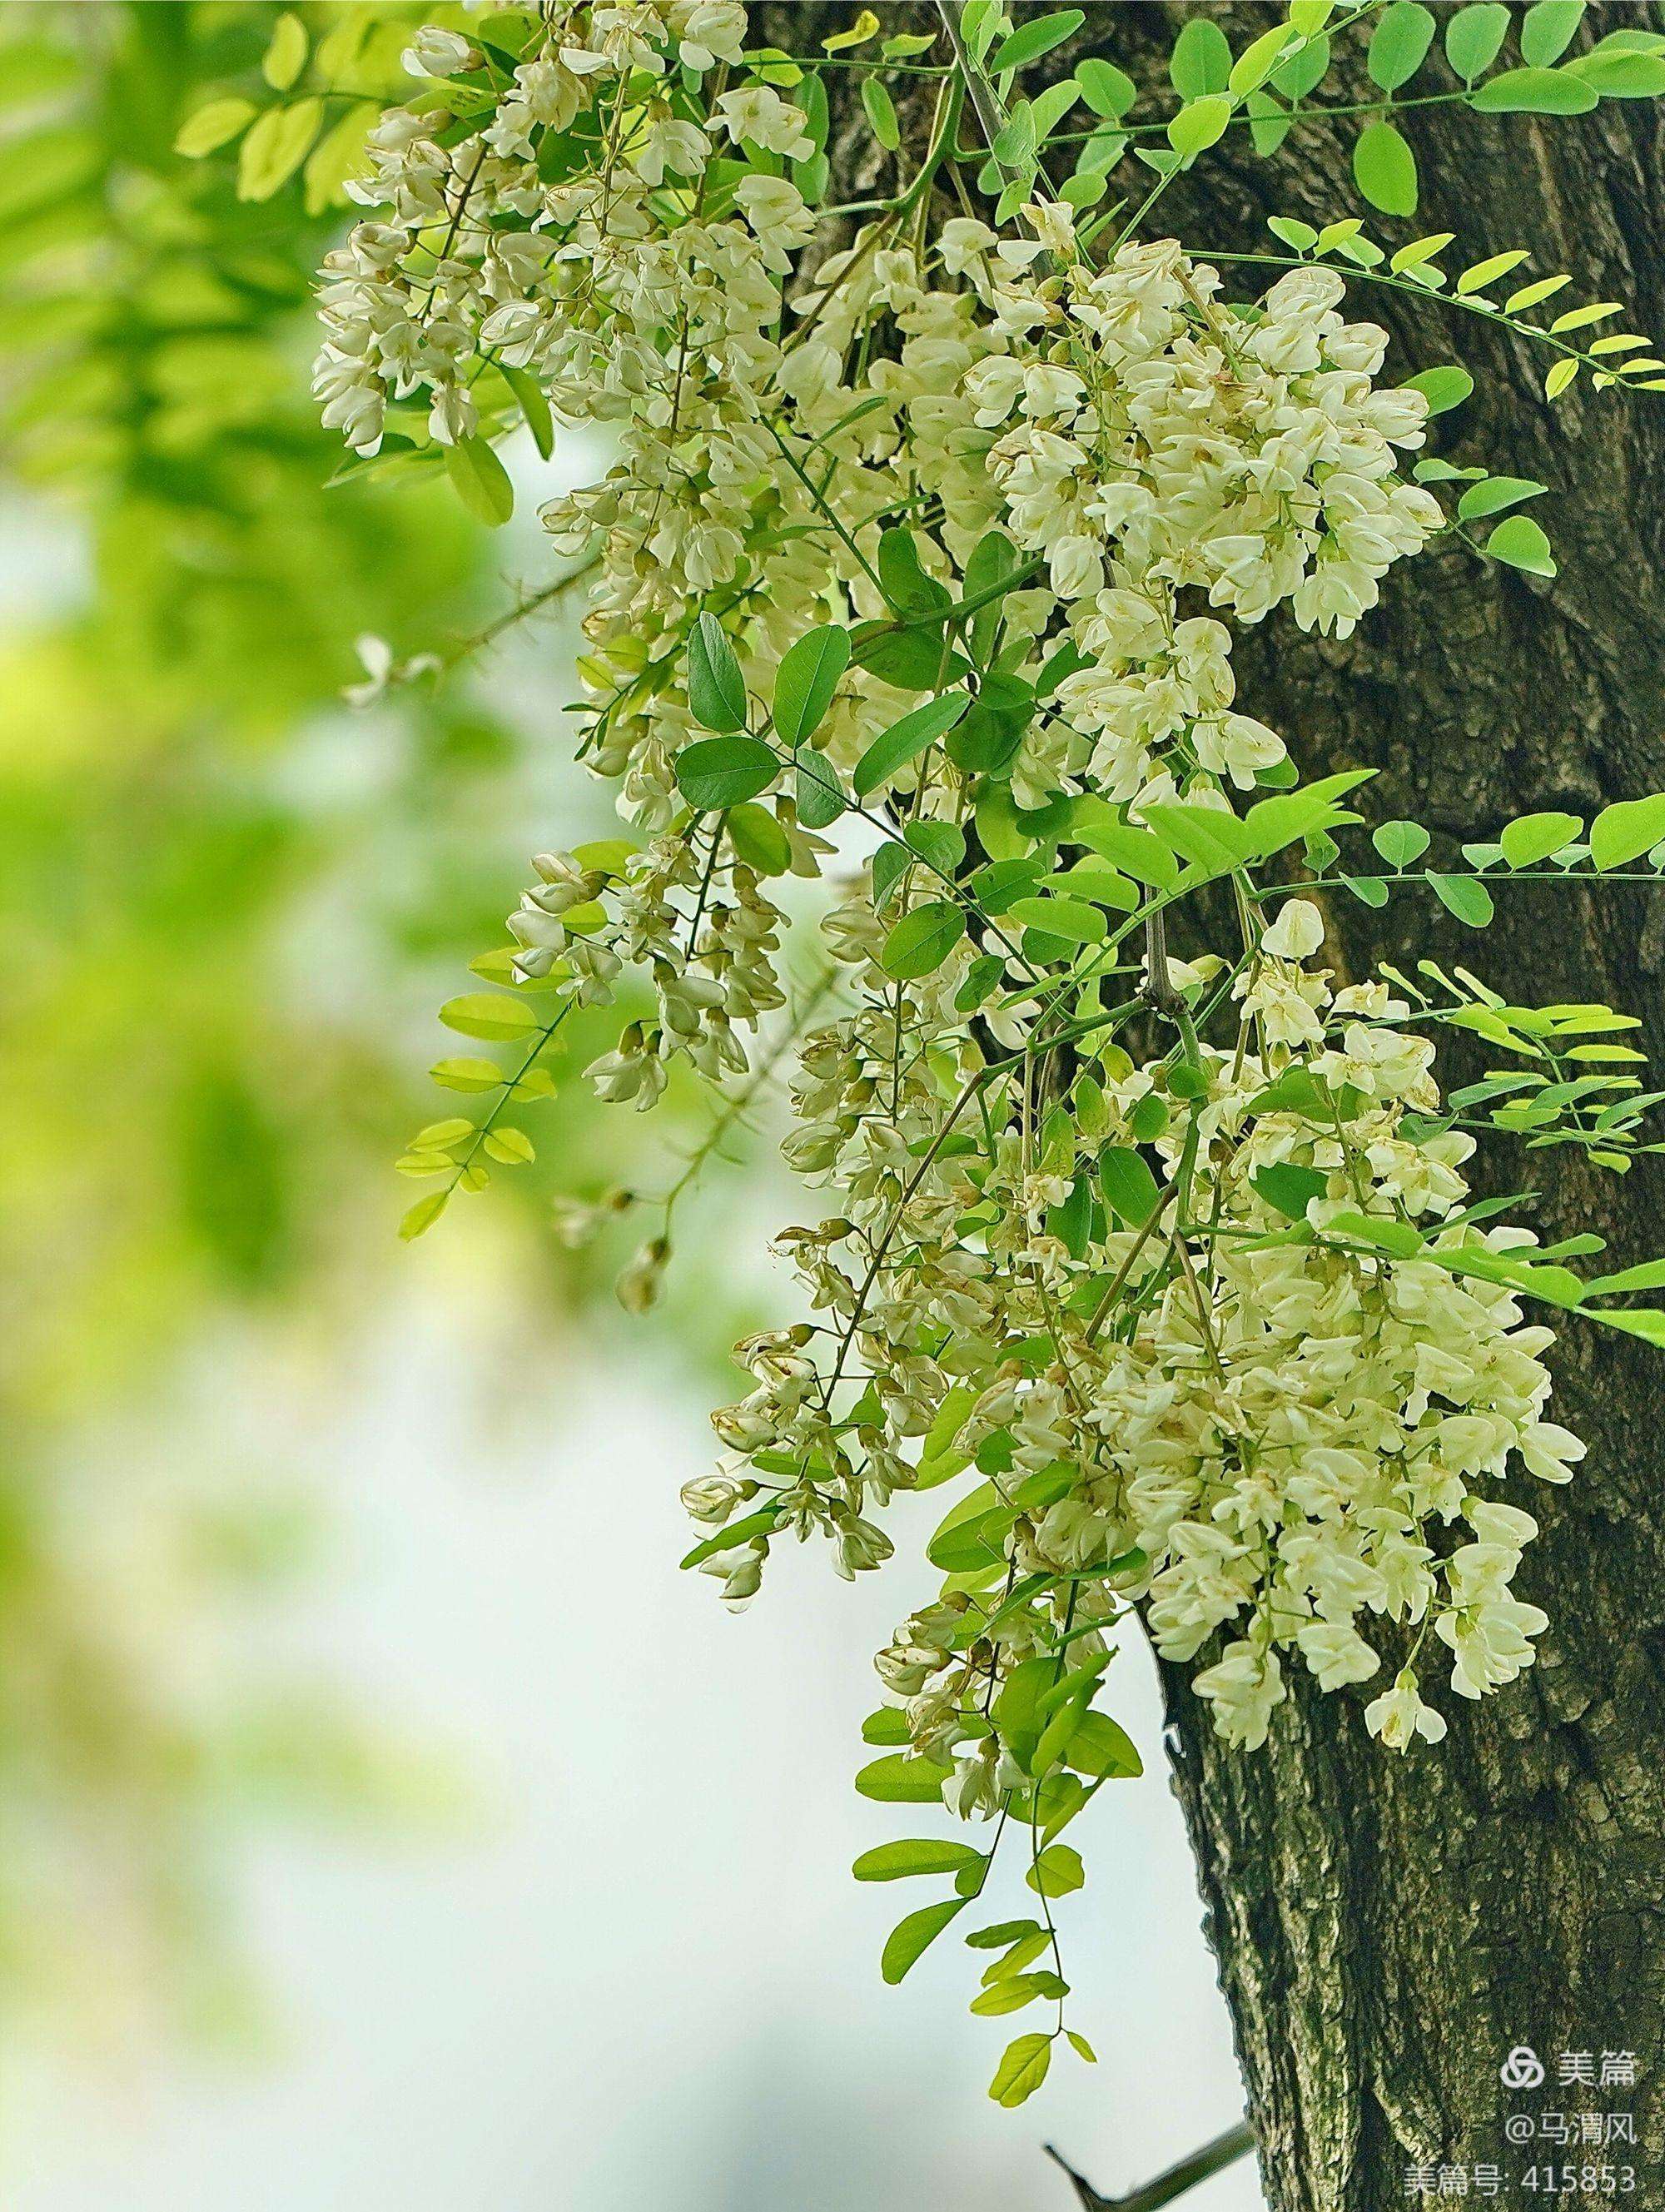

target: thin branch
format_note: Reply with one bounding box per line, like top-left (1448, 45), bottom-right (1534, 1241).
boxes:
top-left (1045, 2120), bottom-right (1257, 2212)
top-left (932, 0), bottom-right (1005, 150)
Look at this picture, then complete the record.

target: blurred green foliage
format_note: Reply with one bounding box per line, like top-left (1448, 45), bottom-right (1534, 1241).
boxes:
top-left (0, 0), bottom-right (763, 2047)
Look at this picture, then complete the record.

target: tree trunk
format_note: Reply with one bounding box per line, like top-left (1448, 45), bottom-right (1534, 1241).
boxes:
top-left (783, 9), bottom-right (1665, 2203)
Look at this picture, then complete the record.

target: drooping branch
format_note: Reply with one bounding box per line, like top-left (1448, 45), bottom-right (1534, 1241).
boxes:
top-left (1045, 2120), bottom-right (1258, 2212)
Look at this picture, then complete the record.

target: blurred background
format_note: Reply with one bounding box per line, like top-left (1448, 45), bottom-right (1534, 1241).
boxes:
top-left (0, 6), bottom-right (1258, 2205)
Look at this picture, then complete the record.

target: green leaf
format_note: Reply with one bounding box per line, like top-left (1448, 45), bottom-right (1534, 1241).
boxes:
top-left (483, 1127), bottom-right (534, 1166)
top-left (861, 76), bottom-right (900, 151)
top-left (1272, 32), bottom-right (1330, 101)
top-left (504, 365), bottom-right (554, 460)
top-left (304, 99), bottom-right (381, 215)
top-left (1368, 2), bottom-right (1436, 91)
top-left (1470, 67), bottom-right (1598, 113)
top-left (1404, 365), bottom-right (1474, 415)
top-left (853, 1839), bottom-right (982, 1881)
top-left (1063, 1710), bottom-right (1142, 1779)
top-left (883, 1896), bottom-right (967, 1984)
top-left (991, 102), bottom-right (1037, 171)
top-left (675, 736), bottom-right (777, 810)
top-left (261, 12), bottom-right (309, 90)
top-left (1429, 872), bottom-right (1495, 927)
top-left (1498, 810), bottom-right (1581, 867)
top-left (965, 1917), bottom-right (1041, 1951)
top-left (1067, 2031), bottom-right (1098, 2064)
top-left (1485, 515), bottom-right (1557, 578)
top-left (823, 7), bottom-right (882, 53)
top-left (1073, 813), bottom-right (1179, 888)
top-left (1244, 768), bottom-right (1374, 857)
top-left (411, 1120), bottom-right (473, 1151)
top-left (1168, 93), bottom-right (1232, 158)
top-left (773, 625), bottom-right (850, 749)
top-left (1590, 794), bottom-right (1665, 870)
top-left (862, 1706), bottom-right (912, 1744)
top-left (853, 695), bottom-right (967, 796)
top-left (675, 1501), bottom-right (770, 1567)
top-left (872, 842), bottom-right (912, 911)
top-left (1455, 248), bottom-right (1529, 296)
top-left (1075, 57), bottom-right (1136, 117)
top-left (430, 1057), bottom-right (504, 1093)
top-left (907, 821), bottom-right (967, 876)
top-left (916, 1385), bottom-right (977, 1487)
top-left (1444, 2), bottom-right (1512, 82)
top-left (1007, 894), bottom-right (1106, 945)
top-left (989, 2031), bottom-right (1052, 2107)
top-left (970, 1972), bottom-right (1061, 2016)
top-left (1268, 213), bottom-right (1319, 252)
top-left (1026, 1843), bottom-right (1085, 1897)
top-left (174, 97), bottom-right (257, 158)
top-left (882, 901), bottom-right (966, 981)
top-left (1255, 1162), bottom-right (1329, 1220)
top-left (1456, 475), bottom-right (1546, 520)
top-left (796, 754), bottom-right (848, 829)
top-left (1570, 48), bottom-right (1665, 97)
top-left (1250, 1066), bottom-right (1329, 1119)
top-left (439, 993), bottom-right (540, 1041)
top-left (1128, 1092), bottom-right (1170, 1143)
top-left (1028, 76), bottom-right (1081, 152)
top-left (876, 529), bottom-right (952, 617)
top-left (1342, 872), bottom-right (1389, 908)
top-left (857, 1754), bottom-right (949, 1804)
top-left (236, 97), bottom-right (323, 200)
top-left (1585, 1305), bottom-right (1665, 1348)
top-left (1170, 16), bottom-right (1231, 96)
top-left (1505, 272), bottom-right (1575, 313)
top-left (959, 528), bottom-right (1025, 648)
top-left (727, 802), bottom-right (792, 875)
top-left (1098, 1146), bottom-right (1161, 1227)
top-left (688, 613), bottom-right (748, 733)
top-left (1521, 0), bottom-right (1585, 68)
top-left (1032, 1688), bottom-right (1090, 1772)
top-left (1354, 120), bottom-right (1418, 216)
top-left (1045, 863), bottom-right (1137, 911)
top-left (927, 1484), bottom-right (1011, 1573)
top-left (1372, 818), bottom-right (1431, 866)
top-left (1230, 26), bottom-right (1296, 97)
top-left (399, 1191), bottom-right (450, 1240)
top-left (1330, 1210), bottom-right (1426, 1260)
top-left (1583, 1260), bottom-right (1665, 1300)
top-left (991, 8), bottom-right (1085, 77)
top-left (982, 1928), bottom-right (1052, 1981)
top-left (1141, 798), bottom-right (1258, 877)
top-left (444, 435), bottom-right (514, 527)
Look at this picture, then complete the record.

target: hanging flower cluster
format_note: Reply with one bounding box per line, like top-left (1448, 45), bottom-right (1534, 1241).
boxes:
top-left (311, 0), bottom-right (1665, 2096)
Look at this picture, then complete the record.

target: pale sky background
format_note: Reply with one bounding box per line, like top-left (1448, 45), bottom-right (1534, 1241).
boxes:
top-left (14, 1292), bottom-right (1262, 2212)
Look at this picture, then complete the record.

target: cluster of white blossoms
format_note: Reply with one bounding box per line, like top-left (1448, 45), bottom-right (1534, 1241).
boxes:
top-left (715, 884), bottom-right (1583, 1771)
top-left (319, 4), bottom-right (1585, 1792)
top-left (314, 0), bottom-right (756, 460)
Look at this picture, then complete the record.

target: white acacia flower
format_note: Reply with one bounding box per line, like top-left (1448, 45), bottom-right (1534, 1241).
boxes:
top-left (1261, 898), bottom-right (1326, 961)
top-left (1365, 1672), bottom-right (1449, 1750)
top-left (401, 26), bottom-right (477, 78)
top-left (732, 174), bottom-right (815, 272)
top-left (713, 87), bottom-right (813, 160)
top-left (343, 634), bottom-right (440, 707)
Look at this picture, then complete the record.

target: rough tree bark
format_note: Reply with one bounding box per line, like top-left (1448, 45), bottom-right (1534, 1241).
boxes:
top-left (771, 8), bottom-right (1665, 2205)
